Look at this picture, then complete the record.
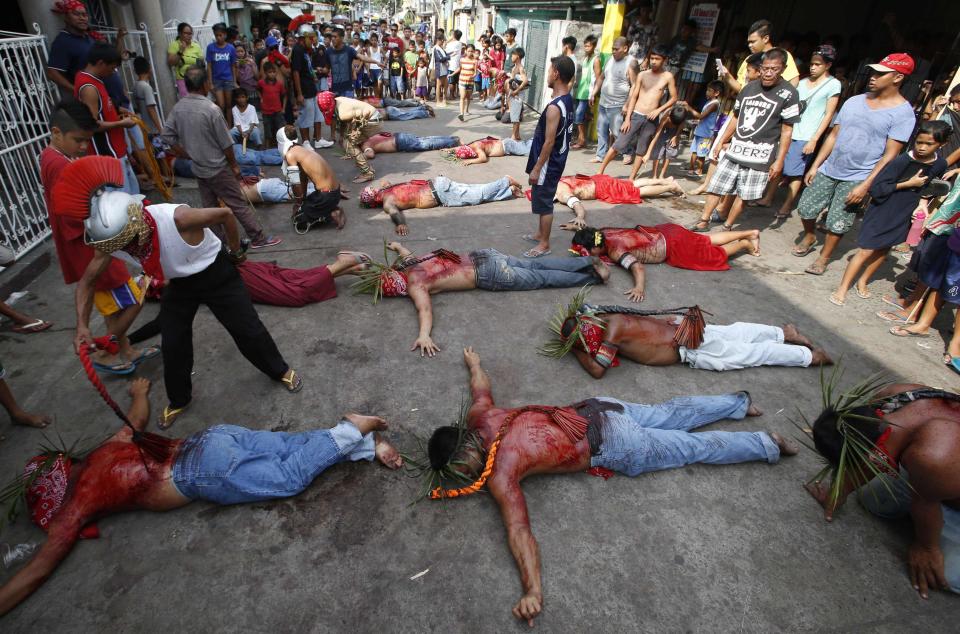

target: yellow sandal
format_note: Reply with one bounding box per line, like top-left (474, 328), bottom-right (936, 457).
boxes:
top-left (159, 402), bottom-right (190, 430)
top-left (281, 369), bottom-right (303, 393)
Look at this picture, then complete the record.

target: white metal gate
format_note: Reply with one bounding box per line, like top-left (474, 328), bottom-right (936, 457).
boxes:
top-left (0, 30), bottom-right (58, 259)
top-left (163, 22), bottom-right (216, 87)
top-left (93, 25), bottom-right (165, 120)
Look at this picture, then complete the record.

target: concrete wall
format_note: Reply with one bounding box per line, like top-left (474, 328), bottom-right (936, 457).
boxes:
top-left (161, 0), bottom-right (224, 27)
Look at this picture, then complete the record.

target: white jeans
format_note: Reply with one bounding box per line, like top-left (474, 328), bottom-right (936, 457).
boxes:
top-left (678, 323), bottom-right (812, 371)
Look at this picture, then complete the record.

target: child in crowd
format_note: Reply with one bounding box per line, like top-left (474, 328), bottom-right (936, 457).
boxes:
top-left (684, 80), bottom-right (723, 176)
top-left (478, 48), bottom-right (491, 100)
top-left (830, 120), bottom-right (950, 306)
top-left (257, 61), bottom-right (286, 145)
top-left (403, 40), bottom-right (418, 98)
top-left (206, 22), bottom-right (238, 126)
top-left (415, 57), bottom-right (429, 100)
top-left (231, 88), bottom-right (262, 149)
top-left (132, 56), bottom-right (162, 134)
top-left (368, 34), bottom-right (383, 99)
top-left (458, 45), bottom-right (477, 121)
top-left (235, 43), bottom-right (259, 109)
top-left (643, 105), bottom-right (690, 179)
top-left (388, 48), bottom-right (405, 99)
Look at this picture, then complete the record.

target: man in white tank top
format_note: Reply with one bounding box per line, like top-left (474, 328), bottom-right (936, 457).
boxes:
top-left (55, 157), bottom-right (302, 430)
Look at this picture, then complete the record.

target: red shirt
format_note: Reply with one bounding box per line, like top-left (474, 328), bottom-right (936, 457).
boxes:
top-left (384, 36), bottom-right (404, 53)
top-left (40, 147), bottom-right (130, 290)
top-left (73, 71), bottom-right (127, 159)
top-left (257, 78), bottom-right (286, 114)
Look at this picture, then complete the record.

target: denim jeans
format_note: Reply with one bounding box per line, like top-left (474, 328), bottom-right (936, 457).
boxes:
top-left (385, 105), bottom-right (429, 120)
top-left (390, 76), bottom-right (406, 95)
top-left (589, 393), bottom-right (780, 476)
top-left (233, 145), bottom-right (282, 166)
top-left (172, 421), bottom-right (374, 505)
top-left (395, 132), bottom-right (458, 152)
top-left (471, 248), bottom-right (599, 291)
top-left (433, 176), bottom-right (514, 207)
top-left (383, 97), bottom-right (421, 108)
top-left (596, 104), bottom-right (625, 159)
top-left (502, 138), bottom-right (533, 156)
top-left (231, 127), bottom-right (263, 146)
top-left (119, 156), bottom-right (141, 195)
top-left (858, 469), bottom-right (960, 593)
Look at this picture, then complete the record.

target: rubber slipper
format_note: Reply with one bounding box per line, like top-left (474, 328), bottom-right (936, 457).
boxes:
top-left (875, 310), bottom-right (915, 324)
top-left (11, 319), bottom-right (52, 334)
top-left (159, 402), bottom-right (190, 430)
top-left (792, 243), bottom-right (816, 257)
top-left (856, 288), bottom-right (871, 300)
top-left (689, 221), bottom-right (710, 233)
top-left (523, 248), bottom-right (552, 258)
top-left (805, 262), bottom-right (826, 275)
top-left (889, 326), bottom-right (929, 338)
top-left (950, 358), bottom-right (960, 375)
top-left (828, 293), bottom-right (845, 306)
top-left (521, 234), bottom-right (540, 244)
top-left (132, 345), bottom-right (161, 366)
top-left (92, 360), bottom-right (136, 375)
top-left (281, 369), bottom-right (303, 393)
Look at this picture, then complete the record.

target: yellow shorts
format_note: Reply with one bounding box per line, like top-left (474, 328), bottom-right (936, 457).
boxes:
top-left (94, 277), bottom-right (146, 316)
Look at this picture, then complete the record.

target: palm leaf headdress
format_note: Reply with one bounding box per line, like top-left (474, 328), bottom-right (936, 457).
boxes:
top-left (400, 396), bottom-right (487, 503)
top-left (538, 286), bottom-right (602, 358)
top-left (793, 364), bottom-right (904, 509)
top-left (350, 241), bottom-right (411, 304)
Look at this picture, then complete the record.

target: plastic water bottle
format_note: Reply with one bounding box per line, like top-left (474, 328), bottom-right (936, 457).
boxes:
top-left (906, 207), bottom-right (927, 247)
top-left (1, 542), bottom-right (37, 568)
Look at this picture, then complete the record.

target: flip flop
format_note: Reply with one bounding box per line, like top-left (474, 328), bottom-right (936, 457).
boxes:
top-left (521, 234), bottom-right (540, 244)
top-left (159, 402), bottom-right (190, 430)
top-left (11, 319), bottom-right (52, 334)
top-left (828, 293), bottom-right (845, 306)
top-left (281, 369), bottom-right (303, 393)
top-left (523, 248), bottom-right (552, 258)
top-left (792, 243), bottom-right (816, 257)
top-left (876, 310), bottom-right (915, 324)
top-left (689, 221), bottom-right (710, 233)
top-left (889, 326), bottom-right (929, 338)
top-left (947, 357), bottom-right (960, 375)
top-left (132, 345), bottom-right (161, 366)
top-left (92, 360), bottom-right (136, 375)
top-left (804, 262), bottom-right (826, 275)
top-left (856, 288), bottom-right (871, 300)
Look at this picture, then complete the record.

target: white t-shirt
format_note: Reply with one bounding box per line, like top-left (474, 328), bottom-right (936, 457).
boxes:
top-left (368, 46), bottom-right (382, 70)
top-left (231, 104), bottom-right (259, 133)
top-left (599, 54), bottom-right (635, 109)
top-left (446, 39), bottom-right (462, 71)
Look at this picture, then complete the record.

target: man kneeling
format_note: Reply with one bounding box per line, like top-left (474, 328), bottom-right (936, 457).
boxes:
top-left (359, 175), bottom-right (521, 236)
top-left (542, 291), bottom-right (832, 377)
top-left (276, 126), bottom-right (347, 231)
top-left (0, 378), bottom-right (401, 616)
top-left (412, 347), bottom-right (796, 626)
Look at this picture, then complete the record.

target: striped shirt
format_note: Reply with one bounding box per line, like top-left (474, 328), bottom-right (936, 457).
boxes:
top-left (459, 57), bottom-right (478, 86)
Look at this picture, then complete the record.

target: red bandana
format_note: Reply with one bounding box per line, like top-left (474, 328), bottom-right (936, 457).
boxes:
top-left (380, 270), bottom-right (408, 297)
top-left (24, 454), bottom-right (99, 539)
top-left (569, 319), bottom-right (620, 367)
top-left (51, 0), bottom-right (84, 14)
top-left (122, 209), bottom-right (164, 285)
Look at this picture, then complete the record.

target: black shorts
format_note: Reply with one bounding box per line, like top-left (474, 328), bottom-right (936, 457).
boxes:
top-left (295, 187), bottom-right (341, 232)
top-left (530, 181), bottom-right (559, 215)
top-left (613, 112), bottom-right (657, 156)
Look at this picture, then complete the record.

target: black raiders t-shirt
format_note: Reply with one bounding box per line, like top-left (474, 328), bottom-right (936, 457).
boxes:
top-left (728, 78), bottom-right (800, 169)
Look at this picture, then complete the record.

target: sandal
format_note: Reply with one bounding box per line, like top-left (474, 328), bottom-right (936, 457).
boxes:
top-left (689, 220), bottom-right (710, 233)
top-left (11, 319), bottom-right (53, 334)
top-left (281, 369), bottom-right (303, 393)
top-left (792, 242), bottom-right (816, 257)
top-left (881, 294), bottom-right (907, 310)
top-left (828, 293), bottom-right (845, 306)
top-left (131, 345), bottom-right (161, 366)
top-left (523, 248), bottom-right (552, 258)
top-left (889, 326), bottom-right (929, 338)
top-left (159, 402), bottom-right (190, 430)
top-left (875, 310), bottom-right (915, 324)
top-left (92, 360), bottom-right (136, 375)
top-left (856, 288), bottom-right (871, 300)
top-left (521, 234), bottom-right (540, 244)
top-left (804, 261), bottom-right (827, 275)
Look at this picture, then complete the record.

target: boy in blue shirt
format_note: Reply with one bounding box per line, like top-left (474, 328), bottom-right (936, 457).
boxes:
top-left (206, 22), bottom-right (238, 125)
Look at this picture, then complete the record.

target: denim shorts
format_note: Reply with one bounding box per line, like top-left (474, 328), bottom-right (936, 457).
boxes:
top-left (213, 78), bottom-right (237, 91)
top-left (783, 139), bottom-right (813, 177)
top-left (574, 99), bottom-right (590, 125)
top-left (296, 96), bottom-right (321, 128)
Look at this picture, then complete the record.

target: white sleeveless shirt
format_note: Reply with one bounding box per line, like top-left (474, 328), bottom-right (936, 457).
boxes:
top-left (148, 203), bottom-right (221, 279)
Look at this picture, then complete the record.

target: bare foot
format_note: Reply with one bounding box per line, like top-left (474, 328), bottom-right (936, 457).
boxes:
top-left (506, 175), bottom-right (520, 188)
top-left (591, 257), bottom-right (610, 283)
top-left (374, 432), bottom-right (403, 469)
top-left (810, 348), bottom-right (833, 366)
top-left (12, 410), bottom-right (51, 428)
top-left (782, 323), bottom-right (813, 348)
top-left (344, 412), bottom-right (388, 435)
top-left (769, 432), bottom-right (799, 456)
top-left (332, 208), bottom-right (347, 229)
top-left (748, 230), bottom-right (761, 256)
top-left (588, 157), bottom-right (602, 163)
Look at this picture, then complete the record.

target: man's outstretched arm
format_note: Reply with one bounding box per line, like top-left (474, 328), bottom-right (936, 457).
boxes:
top-left (489, 468), bottom-right (543, 626)
top-left (407, 284), bottom-right (438, 357)
top-left (125, 377), bottom-right (152, 431)
top-left (463, 346), bottom-right (494, 421)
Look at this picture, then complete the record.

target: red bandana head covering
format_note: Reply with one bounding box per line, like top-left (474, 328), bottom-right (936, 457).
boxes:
top-left (561, 316), bottom-right (619, 366)
top-left (359, 185), bottom-right (386, 208)
top-left (24, 454), bottom-right (99, 539)
top-left (51, 0), bottom-right (85, 14)
top-left (454, 145), bottom-right (478, 159)
top-left (316, 91), bottom-right (336, 125)
top-left (380, 269), bottom-right (408, 297)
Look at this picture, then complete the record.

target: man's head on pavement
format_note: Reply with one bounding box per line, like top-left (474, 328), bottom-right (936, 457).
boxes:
top-left (49, 99), bottom-right (97, 158)
top-left (184, 66), bottom-right (208, 94)
top-left (759, 48), bottom-right (787, 87)
top-left (746, 19), bottom-right (773, 54)
top-left (52, 0), bottom-right (88, 31)
top-left (649, 44), bottom-right (669, 71)
top-left (867, 53), bottom-right (914, 92)
top-left (571, 227), bottom-right (606, 255)
top-left (611, 36), bottom-right (629, 61)
top-left (86, 43), bottom-right (121, 77)
top-left (549, 55), bottom-right (575, 87)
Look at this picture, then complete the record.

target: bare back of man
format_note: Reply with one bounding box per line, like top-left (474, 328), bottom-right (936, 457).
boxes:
top-left (575, 314), bottom-right (682, 369)
top-left (361, 133), bottom-right (397, 155)
top-left (287, 145), bottom-right (341, 191)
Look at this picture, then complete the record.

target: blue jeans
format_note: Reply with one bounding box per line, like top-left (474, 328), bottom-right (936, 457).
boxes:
top-left (590, 393), bottom-right (780, 476)
top-left (432, 175), bottom-right (514, 207)
top-left (230, 127), bottom-right (263, 146)
top-left (858, 469), bottom-right (960, 593)
top-left (233, 145), bottom-right (282, 165)
top-left (471, 248), bottom-right (599, 291)
top-left (385, 105), bottom-right (429, 120)
top-left (390, 76), bottom-right (405, 95)
top-left (172, 421), bottom-right (374, 505)
top-left (574, 99), bottom-right (590, 125)
top-left (382, 97), bottom-right (421, 108)
top-left (395, 132), bottom-right (458, 152)
top-left (596, 104), bottom-right (625, 160)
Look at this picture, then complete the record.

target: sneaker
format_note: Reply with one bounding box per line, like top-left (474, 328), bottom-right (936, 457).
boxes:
top-left (314, 139), bottom-right (335, 149)
top-left (250, 235), bottom-right (283, 249)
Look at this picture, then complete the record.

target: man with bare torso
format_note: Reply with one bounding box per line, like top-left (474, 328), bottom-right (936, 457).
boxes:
top-left (360, 131), bottom-right (460, 159)
top-left (315, 92), bottom-right (382, 183)
top-left (358, 175), bottom-right (522, 236)
top-left (276, 126), bottom-right (347, 231)
top-left (419, 347), bottom-right (797, 625)
top-left (441, 135), bottom-right (532, 165)
top-left (804, 381), bottom-right (960, 599)
top-left (551, 173), bottom-right (685, 228)
top-left (0, 378), bottom-right (401, 617)
top-left (598, 44), bottom-right (677, 177)
top-left (548, 299), bottom-right (832, 377)
top-left (350, 241), bottom-right (608, 356)
top-left (567, 225), bottom-right (760, 301)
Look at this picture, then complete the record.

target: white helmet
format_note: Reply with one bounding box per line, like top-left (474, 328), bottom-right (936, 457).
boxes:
top-left (84, 189), bottom-right (149, 253)
top-left (276, 128), bottom-right (300, 182)
top-left (297, 23), bottom-right (316, 38)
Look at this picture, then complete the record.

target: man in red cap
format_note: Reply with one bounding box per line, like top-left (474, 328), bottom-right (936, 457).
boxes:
top-left (792, 53), bottom-right (917, 274)
top-left (316, 91), bottom-right (382, 183)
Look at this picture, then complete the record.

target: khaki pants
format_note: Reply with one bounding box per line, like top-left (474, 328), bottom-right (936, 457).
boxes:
top-left (340, 116), bottom-right (381, 176)
top-left (197, 167), bottom-right (265, 242)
